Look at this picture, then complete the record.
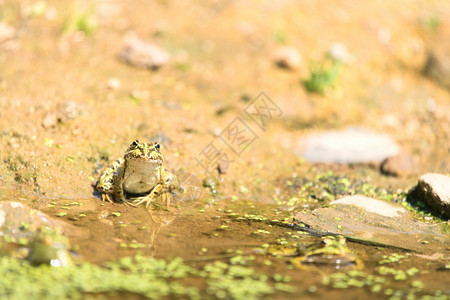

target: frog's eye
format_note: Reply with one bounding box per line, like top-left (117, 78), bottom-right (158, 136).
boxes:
top-left (154, 143), bottom-right (160, 151)
top-left (132, 140), bottom-right (139, 147)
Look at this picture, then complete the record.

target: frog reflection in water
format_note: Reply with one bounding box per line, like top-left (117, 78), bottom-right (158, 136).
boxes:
top-left (269, 236), bottom-right (359, 269)
top-left (96, 140), bottom-right (177, 208)
top-left (295, 237), bottom-right (359, 269)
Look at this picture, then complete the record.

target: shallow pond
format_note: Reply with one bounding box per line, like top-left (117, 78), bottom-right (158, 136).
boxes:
top-left (1, 178), bottom-right (448, 299)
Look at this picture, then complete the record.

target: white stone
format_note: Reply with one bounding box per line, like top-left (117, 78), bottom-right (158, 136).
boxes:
top-left (273, 46), bottom-right (302, 70)
top-left (415, 173), bottom-right (450, 218)
top-left (331, 195), bottom-right (406, 217)
top-left (420, 173), bottom-right (450, 203)
top-left (298, 127), bottom-right (400, 163)
top-left (328, 42), bottom-right (351, 63)
top-left (107, 77), bottom-right (121, 90)
top-left (0, 22), bottom-right (15, 43)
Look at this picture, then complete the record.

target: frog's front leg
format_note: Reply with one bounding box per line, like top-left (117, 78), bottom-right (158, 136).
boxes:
top-left (113, 166), bottom-right (127, 203)
top-left (97, 158), bottom-right (124, 203)
top-left (132, 182), bottom-right (164, 208)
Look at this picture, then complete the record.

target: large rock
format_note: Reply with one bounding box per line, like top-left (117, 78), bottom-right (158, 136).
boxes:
top-left (409, 173), bottom-right (450, 219)
top-left (380, 152), bottom-right (415, 177)
top-left (294, 195), bottom-right (449, 253)
top-left (297, 127), bottom-right (400, 163)
top-left (0, 201), bottom-right (86, 240)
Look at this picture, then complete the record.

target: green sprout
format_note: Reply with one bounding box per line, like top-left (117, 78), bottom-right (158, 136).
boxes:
top-left (303, 57), bottom-right (342, 94)
top-left (423, 14), bottom-right (442, 31)
top-left (63, 8), bottom-right (97, 35)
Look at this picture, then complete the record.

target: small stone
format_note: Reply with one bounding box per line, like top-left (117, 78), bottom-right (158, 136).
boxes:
top-left (119, 32), bottom-right (169, 70)
top-left (107, 77), bottom-right (121, 90)
top-left (380, 152), bottom-right (415, 177)
top-left (42, 113), bottom-right (58, 128)
top-left (273, 46), bottom-right (302, 70)
top-left (297, 127), bottom-right (400, 164)
top-left (0, 22), bottom-right (16, 43)
top-left (59, 101), bottom-right (82, 121)
top-left (409, 173), bottom-right (450, 219)
top-left (217, 160), bottom-right (228, 175)
top-left (42, 101), bottom-right (84, 128)
top-left (328, 42), bottom-right (351, 63)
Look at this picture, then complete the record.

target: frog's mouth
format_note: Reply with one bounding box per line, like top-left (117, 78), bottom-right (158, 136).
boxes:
top-left (127, 156), bottom-right (162, 165)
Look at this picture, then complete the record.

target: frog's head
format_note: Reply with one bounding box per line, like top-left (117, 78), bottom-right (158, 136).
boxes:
top-left (124, 140), bottom-right (163, 165)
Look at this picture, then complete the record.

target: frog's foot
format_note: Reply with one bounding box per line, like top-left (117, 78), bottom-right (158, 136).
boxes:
top-left (131, 183), bottom-right (165, 208)
top-left (101, 193), bottom-right (115, 204)
top-left (131, 192), bottom-right (158, 208)
top-left (160, 192), bottom-right (173, 209)
top-left (122, 201), bottom-right (132, 207)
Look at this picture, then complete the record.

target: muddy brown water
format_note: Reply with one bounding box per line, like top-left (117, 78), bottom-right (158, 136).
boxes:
top-left (2, 183), bottom-right (449, 299)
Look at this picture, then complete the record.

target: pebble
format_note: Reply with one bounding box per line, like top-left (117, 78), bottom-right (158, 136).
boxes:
top-left (297, 127), bottom-right (400, 163)
top-left (42, 112), bottom-right (58, 128)
top-left (119, 32), bottom-right (169, 70)
top-left (60, 101), bottom-right (82, 120)
top-left (328, 42), bottom-right (351, 63)
top-left (0, 22), bottom-right (16, 43)
top-left (42, 101), bottom-right (85, 128)
top-left (217, 160), bottom-right (228, 175)
top-left (409, 173), bottom-right (450, 219)
top-left (273, 46), bottom-right (302, 70)
top-left (380, 152), bottom-right (415, 177)
top-left (107, 77), bottom-right (121, 90)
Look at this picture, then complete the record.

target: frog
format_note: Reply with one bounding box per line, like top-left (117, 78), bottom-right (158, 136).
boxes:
top-left (96, 140), bottom-right (177, 208)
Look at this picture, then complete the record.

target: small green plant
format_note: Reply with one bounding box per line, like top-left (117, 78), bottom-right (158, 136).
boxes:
top-left (274, 29), bottom-right (287, 44)
top-left (303, 57), bottom-right (341, 94)
top-left (63, 8), bottom-right (97, 35)
top-left (423, 14), bottom-right (442, 31)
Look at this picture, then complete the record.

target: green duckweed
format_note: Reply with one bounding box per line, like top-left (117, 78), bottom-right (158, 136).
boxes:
top-left (0, 253), bottom-right (294, 299)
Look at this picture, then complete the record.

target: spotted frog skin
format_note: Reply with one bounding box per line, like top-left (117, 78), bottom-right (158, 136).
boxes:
top-left (96, 140), bottom-right (177, 208)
